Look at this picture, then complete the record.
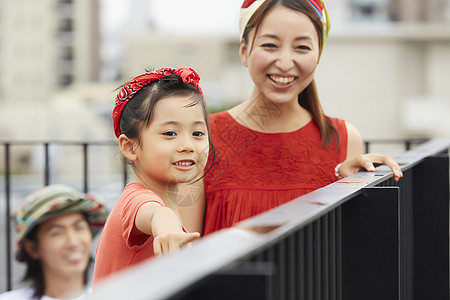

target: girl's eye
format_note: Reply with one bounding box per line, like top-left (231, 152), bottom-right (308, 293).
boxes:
top-left (163, 131), bottom-right (176, 137)
top-left (193, 131), bottom-right (205, 137)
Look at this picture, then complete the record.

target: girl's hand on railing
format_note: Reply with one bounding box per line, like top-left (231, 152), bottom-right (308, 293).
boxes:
top-left (338, 153), bottom-right (403, 182)
top-left (153, 231), bottom-right (200, 256)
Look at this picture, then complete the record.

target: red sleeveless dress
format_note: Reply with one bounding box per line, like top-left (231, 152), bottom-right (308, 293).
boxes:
top-left (203, 111), bottom-right (348, 235)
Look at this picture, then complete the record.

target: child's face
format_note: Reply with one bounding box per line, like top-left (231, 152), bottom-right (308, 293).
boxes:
top-left (134, 94), bottom-right (209, 185)
top-left (26, 213), bottom-right (92, 282)
top-left (240, 5), bottom-right (319, 106)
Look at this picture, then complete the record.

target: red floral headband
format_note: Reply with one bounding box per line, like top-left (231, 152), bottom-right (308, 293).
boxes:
top-left (112, 67), bottom-right (203, 138)
top-left (239, 0), bottom-right (330, 47)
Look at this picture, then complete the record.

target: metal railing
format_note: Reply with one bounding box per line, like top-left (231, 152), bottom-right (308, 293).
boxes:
top-left (1, 138), bottom-right (447, 298)
top-left (0, 140), bottom-right (127, 292)
top-left (91, 138), bottom-right (450, 300)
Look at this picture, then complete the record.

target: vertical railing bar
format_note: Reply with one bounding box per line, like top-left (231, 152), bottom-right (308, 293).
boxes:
top-left (336, 206), bottom-right (342, 300)
top-left (328, 211), bottom-right (337, 300)
top-left (322, 215), bottom-right (329, 300)
top-left (287, 234), bottom-right (296, 300)
top-left (297, 229), bottom-right (306, 300)
top-left (83, 143), bottom-right (88, 193)
top-left (313, 220), bottom-right (321, 300)
top-left (306, 225), bottom-right (313, 300)
top-left (278, 240), bottom-right (286, 300)
top-left (405, 140), bottom-right (411, 151)
top-left (123, 163), bottom-right (128, 189)
top-left (364, 141), bottom-right (370, 154)
top-left (44, 142), bottom-right (50, 186)
top-left (5, 143), bottom-right (12, 291)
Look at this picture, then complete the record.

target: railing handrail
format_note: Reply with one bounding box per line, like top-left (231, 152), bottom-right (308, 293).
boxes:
top-left (92, 138), bottom-right (450, 299)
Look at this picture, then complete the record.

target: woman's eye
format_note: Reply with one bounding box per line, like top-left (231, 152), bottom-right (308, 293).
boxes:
top-left (193, 131), bottom-right (205, 137)
top-left (261, 43), bottom-right (277, 48)
top-left (49, 230), bottom-right (62, 237)
top-left (297, 45), bottom-right (312, 51)
top-left (163, 131), bottom-right (176, 137)
top-left (76, 223), bottom-right (89, 231)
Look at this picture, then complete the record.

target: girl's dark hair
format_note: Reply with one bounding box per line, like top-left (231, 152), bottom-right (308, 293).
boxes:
top-left (242, 0), bottom-right (340, 149)
top-left (119, 72), bottom-right (215, 178)
top-left (21, 213), bottom-right (92, 299)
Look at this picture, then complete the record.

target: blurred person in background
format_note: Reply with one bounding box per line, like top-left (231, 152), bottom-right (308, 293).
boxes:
top-left (0, 184), bottom-right (108, 300)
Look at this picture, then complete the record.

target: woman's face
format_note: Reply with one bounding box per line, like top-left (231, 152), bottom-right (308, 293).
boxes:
top-left (26, 213), bottom-right (92, 282)
top-left (240, 5), bottom-right (320, 106)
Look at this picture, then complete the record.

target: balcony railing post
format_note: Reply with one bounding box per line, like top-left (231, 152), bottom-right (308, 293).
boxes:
top-left (44, 142), bottom-right (50, 186)
top-left (4, 143), bottom-right (12, 291)
top-left (83, 143), bottom-right (88, 193)
top-left (341, 187), bottom-right (400, 300)
top-left (410, 153), bottom-right (449, 299)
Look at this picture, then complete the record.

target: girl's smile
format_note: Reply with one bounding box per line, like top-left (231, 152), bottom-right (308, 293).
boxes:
top-left (132, 94), bottom-right (209, 193)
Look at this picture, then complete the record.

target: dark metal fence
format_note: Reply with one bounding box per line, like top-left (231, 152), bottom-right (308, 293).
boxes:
top-left (1, 138), bottom-right (448, 299)
top-left (91, 138), bottom-right (449, 300)
top-left (0, 140), bottom-right (127, 292)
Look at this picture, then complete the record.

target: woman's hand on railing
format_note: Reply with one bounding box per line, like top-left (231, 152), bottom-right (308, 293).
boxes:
top-left (338, 153), bottom-right (403, 182)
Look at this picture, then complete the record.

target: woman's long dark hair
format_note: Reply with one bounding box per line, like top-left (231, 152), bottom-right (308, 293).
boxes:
top-left (242, 0), bottom-right (340, 149)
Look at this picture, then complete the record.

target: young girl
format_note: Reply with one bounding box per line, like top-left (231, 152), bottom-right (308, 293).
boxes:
top-left (180, 0), bottom-right (403, 235)
top-left (93, 67), bottom-right (211, 283)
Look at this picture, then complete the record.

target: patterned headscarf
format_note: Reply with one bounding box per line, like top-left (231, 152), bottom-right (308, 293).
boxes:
top-left (239, 0), bottom-right (330, 51)
top-left (13, 184), bottom-right (108, 262)
top-left (112, 67), bottom-right (203, 138)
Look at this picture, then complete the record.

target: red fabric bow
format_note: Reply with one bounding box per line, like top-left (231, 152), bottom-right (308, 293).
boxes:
top-left (241, 0), bottom-right (257, 8)
top-left (308, 0), bottom-right (324, 17)
top-left (242, 0), bottom-right (324, 17)
top-left (112, 67), bottom-right (203, 138)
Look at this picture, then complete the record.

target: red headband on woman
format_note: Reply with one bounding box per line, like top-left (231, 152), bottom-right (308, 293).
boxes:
top-left (239, 0), bottom-right (330, 45)
top-left (112, 67), bottom-right (203, 138)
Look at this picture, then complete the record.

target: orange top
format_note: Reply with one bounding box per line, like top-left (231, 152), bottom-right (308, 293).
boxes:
top-left (93, 182), bottom-right (165, 283)
top-left (204, 111), bottom-right (348, 235)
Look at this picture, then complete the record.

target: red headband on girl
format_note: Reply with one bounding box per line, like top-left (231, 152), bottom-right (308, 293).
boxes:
top-left (112, 67), bottom-right (203, 138)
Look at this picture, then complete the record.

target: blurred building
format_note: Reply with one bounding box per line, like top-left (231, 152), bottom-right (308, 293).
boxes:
top-left (0, 0), bottom-right (100, 103)
top-left (0, 0), bottom-right (450, 170)
top-left (0, 0), bottom-right (113, 174)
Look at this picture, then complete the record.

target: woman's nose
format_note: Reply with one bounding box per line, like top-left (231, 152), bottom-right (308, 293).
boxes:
top-left (275, 49), bottom-right (295, 71)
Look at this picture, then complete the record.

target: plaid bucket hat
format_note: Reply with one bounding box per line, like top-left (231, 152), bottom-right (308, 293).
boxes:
top-left (12, 184), bottom-right (109, 262)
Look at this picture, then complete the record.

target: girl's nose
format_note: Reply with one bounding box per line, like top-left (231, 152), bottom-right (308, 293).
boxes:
top-left (177, 135), bottom-right (195, 153)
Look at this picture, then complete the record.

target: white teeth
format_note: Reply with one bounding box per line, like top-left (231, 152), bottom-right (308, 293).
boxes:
top-left (270, 75), bottom-right (295, 85)
top-left (67, 253), bottom-right (83, 260)
top-left (174, 161), bottom-right (193, 166)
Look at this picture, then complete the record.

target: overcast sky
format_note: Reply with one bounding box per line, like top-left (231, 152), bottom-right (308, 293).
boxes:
top-left (150, 0), bottom-right (244, 34)
top-left (102, 0), bottom-right (244, 35)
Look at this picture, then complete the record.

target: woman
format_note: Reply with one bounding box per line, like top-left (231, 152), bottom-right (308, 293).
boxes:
top-left (179, 0), bottom-right (402, 235)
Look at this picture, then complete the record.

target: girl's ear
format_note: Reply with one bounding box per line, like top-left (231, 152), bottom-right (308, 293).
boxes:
top-left (23, 240), bottom-right (40, 260)
top-left (119, 134), bottom-right (138, 161)
top-left (239, 42), bottom-right (249, 67)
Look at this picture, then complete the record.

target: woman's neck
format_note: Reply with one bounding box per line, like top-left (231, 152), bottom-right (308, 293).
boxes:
top-left (44, 273), bottom-right (85, 299)
top-left (228, 93), bottom-right (312, 133)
